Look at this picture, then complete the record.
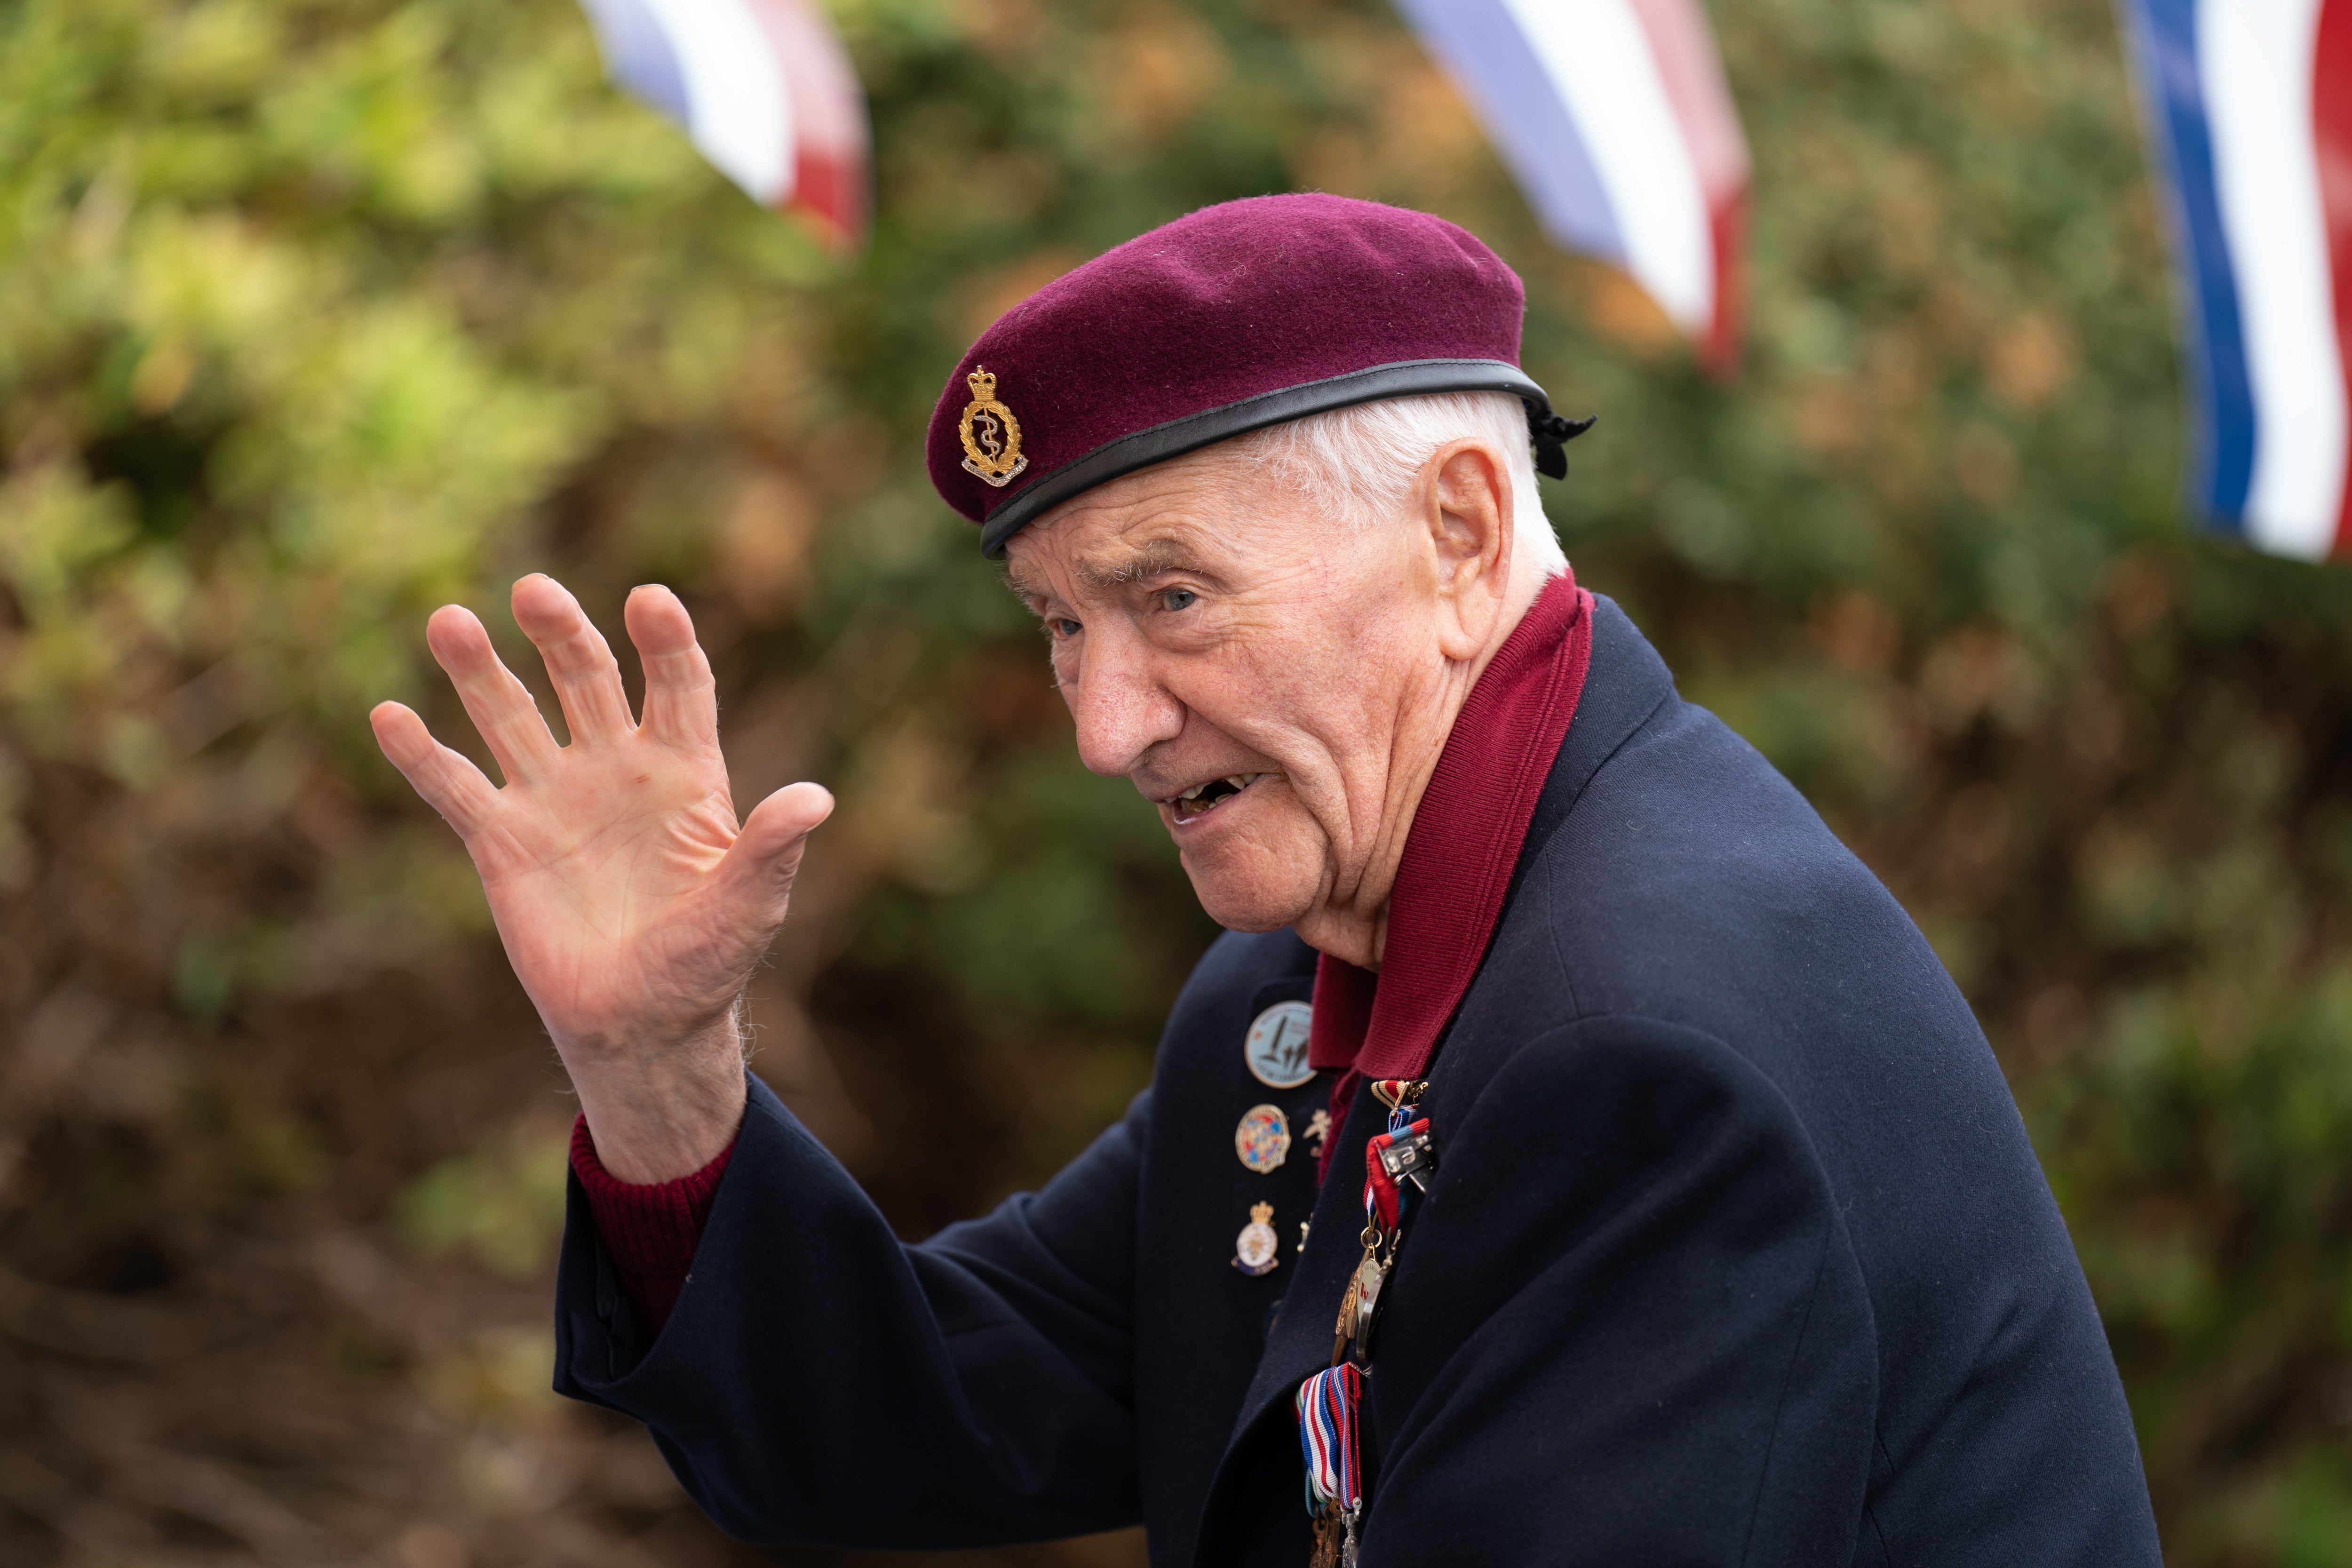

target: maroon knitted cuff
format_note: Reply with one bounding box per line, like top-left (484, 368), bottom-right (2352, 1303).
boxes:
top-left (569, 1114), bottom-right (735, 1334)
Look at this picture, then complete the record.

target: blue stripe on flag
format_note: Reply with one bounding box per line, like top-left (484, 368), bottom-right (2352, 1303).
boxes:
top-left (577, 0), bottom-right (692, 129)
top-left (2122, 0), bottom-right (2257, 529)
top-left (1391, 0), bottom-right (1626, 267)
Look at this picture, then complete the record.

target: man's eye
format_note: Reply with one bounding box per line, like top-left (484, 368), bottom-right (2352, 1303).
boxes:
top-left (1160, 588), bottom-right (1199, 612)
top-left (1050, 618), bottom-right (1082, 638)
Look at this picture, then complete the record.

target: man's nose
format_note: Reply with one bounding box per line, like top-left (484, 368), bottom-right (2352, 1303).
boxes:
top-left (1064, 630), bottom-right (1184, 779)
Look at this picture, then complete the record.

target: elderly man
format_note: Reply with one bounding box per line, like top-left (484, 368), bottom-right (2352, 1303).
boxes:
top-left (371, 197), bottom-right (2161, 1565)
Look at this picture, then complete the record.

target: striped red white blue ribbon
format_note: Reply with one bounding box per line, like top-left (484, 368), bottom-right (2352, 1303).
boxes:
top-left (1296, 1363), bottom-right (1364, 1515)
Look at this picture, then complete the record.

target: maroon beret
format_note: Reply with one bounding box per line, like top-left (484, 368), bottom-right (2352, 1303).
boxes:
top-left (926, 193), bottom-right (1589, 556)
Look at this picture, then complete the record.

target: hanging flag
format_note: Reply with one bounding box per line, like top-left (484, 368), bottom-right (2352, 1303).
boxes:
top-left (575, 0), bottom-right (870, 248)
top-left (2120, 0), bottom-right (2352, 559)
top-left (1391, 0), bottom-right (1751, 374)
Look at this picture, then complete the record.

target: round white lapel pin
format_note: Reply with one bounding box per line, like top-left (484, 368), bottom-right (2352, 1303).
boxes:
top-left (1243, 999), bottom-right (1314, 1089)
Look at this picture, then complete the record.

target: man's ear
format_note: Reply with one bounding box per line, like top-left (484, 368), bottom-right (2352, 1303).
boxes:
top-left (1423, 440), bottom-right (1515, 660)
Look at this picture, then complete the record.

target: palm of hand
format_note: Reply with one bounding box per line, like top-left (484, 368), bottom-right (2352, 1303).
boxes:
top-left (370, 575), bottom-right (833, 1180)
top-left (474, 748), bottom-right (750, 1053)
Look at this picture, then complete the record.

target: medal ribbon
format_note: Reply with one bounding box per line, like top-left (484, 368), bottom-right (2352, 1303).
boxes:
top-left (1295, 1079), bottom-right (1432, 1548)
top-left (1295, 1363), bottom-right (1363, 1514)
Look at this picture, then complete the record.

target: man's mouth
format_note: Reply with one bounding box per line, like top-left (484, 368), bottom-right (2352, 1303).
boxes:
top-left (1166, 772), bottom-right (1277, 823)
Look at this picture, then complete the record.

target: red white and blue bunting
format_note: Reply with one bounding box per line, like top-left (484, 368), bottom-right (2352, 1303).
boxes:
top-left (1392, 0), bottom-right (1751, 373)
top-left (575, 0), bottom-right (870, 247)
top-left (2121, 0), bottom-right (2352, 558)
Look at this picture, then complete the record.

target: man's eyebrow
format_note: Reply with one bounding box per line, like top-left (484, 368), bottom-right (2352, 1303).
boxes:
top-left (999, 561), bottom-right (1050, 602)
top-left (1073, 538), bottom-right (1211, 592)
top-left (998, 537), bottom-right (1218, 603)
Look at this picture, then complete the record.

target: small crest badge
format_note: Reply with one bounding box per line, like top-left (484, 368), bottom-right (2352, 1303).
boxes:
top-left (1234, 1202), bottom-right (1280, 1276)
top-left (1304, 1107), bottom-right (1332, 1154)
top-left (957, 367), bottom-right (1029, 488)
top-left (1234, 1104), bottom-right (1291, 1174)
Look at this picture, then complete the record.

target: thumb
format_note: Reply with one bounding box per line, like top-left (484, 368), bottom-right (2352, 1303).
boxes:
top-left (715, 781), bottom-right (835, 926)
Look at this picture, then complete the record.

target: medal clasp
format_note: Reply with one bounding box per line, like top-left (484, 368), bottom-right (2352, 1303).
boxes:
top-left (1376, 1129), bottom-right (1437, 1193)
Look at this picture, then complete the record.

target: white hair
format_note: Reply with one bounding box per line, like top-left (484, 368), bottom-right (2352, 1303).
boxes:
top-left (1224, 390), bottom-right (1568, 579)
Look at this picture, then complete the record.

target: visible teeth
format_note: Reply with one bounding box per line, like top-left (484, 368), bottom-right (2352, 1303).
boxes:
top-left (1176, 773), bottom-right (1262, 806)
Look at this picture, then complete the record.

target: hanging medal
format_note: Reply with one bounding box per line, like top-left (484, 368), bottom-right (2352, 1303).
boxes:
top-left (1299, 1078), bottom-right (1434, 1565)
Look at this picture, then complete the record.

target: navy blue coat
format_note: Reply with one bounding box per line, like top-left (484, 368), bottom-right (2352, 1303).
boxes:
top-left (554, 597), bottom-right (2161, 1566)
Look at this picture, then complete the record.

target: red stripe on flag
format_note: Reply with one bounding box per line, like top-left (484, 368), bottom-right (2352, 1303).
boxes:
top-left (2318, 0), bottom-right (2352, 553)
top-left (790, 150), bottom-right (866, 251)
top-left (743, 0), bottom-right (872, 250)
top-left (1622, 0), bottom-right (1751, 379)
top-left (1705, 185), bottom-right (1748, 379)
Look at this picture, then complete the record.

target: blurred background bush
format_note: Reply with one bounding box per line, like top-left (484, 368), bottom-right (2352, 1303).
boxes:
top-left (3, 0), bottom-right (2352, 1562)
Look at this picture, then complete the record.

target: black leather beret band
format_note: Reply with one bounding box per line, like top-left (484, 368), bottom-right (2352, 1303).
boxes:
top-left (978, 358), bottom-right (1574, 556)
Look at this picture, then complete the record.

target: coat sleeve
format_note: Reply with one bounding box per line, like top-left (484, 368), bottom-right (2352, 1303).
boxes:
top-left (554, 1074), bottom-right (1146, 1550)
top-left (1361, 1015), bottom-right (1879, 1567)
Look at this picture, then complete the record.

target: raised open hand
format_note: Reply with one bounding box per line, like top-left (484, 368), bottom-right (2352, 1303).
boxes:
top-left (370, 574), bottom-right (832, 1181)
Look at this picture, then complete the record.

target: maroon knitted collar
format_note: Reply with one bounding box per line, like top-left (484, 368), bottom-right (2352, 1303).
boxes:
top-left (1306, 570), bottom-right (1596, 1174)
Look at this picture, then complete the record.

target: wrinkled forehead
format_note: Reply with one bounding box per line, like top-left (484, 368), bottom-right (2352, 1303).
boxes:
top-left (1000, 444), bottom-right (1277, 601)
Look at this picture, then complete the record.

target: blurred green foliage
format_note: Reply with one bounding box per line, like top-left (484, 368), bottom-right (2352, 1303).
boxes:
top-left (396, 1118), bottom-right (569, 1281)
top-left (5, 0), bottom-right (2352, 1561)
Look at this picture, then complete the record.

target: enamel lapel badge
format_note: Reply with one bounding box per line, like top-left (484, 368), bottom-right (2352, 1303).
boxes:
top-left (1235, 1104), bottom-right (1291, 1174)
top-left (1234, 1202), bottom-right (1280, 1276)
top-left (1244, 1000), bottom-right (1315, 1089)
top-left (957, 367), bottom-right (1029, 487)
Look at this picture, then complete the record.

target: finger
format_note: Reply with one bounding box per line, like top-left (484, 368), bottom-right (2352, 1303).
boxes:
top-left (511, 573), bottom-right (636, 747)
top-left (425, 605), bottom-right (564, 785)
top-left (625, 584), bottom-right (719, 751)
top-left (714, 782), bottom-right (834, 927)
top-left (370, 700), bottom-right (502, 837)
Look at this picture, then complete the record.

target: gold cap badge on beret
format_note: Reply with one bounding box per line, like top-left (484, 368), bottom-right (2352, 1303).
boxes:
top-left (957, 368), bottom-right (1029, 487)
